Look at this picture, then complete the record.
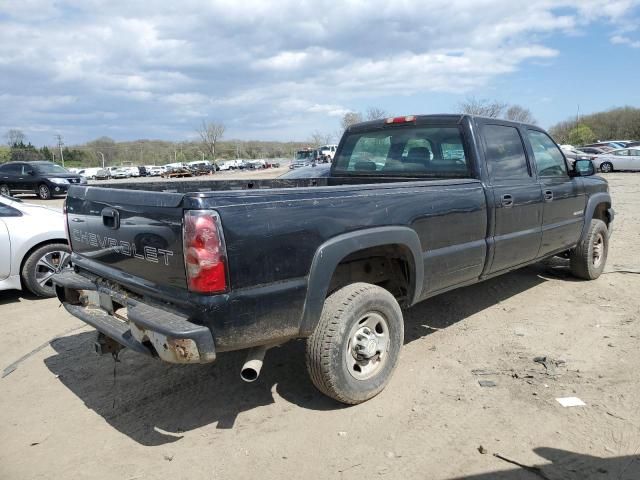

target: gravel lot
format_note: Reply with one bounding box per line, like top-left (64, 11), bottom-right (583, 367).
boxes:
top-left (1, 173), bottom-right (639, 479)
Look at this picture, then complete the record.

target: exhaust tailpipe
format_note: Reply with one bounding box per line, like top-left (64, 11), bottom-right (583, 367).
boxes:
top-left (240, 346), bottom-right (268, 382)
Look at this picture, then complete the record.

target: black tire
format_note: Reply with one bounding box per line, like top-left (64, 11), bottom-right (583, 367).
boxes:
top-left (599, 162), bottom-right (613, 173)
top-left (37, 183), bottom-right (51, 199)
top-left (570, 219), bottom-right (608, 280)
top-left (306, 282), bottom-right (404, 405)
top-left (0, 184), bottom-right (10, 196)
top-left (21, 243), bottom-right (71, 297)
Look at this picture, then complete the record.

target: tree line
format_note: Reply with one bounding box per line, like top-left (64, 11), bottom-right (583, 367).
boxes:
top-left (3, 104), bottom-right (637, 167)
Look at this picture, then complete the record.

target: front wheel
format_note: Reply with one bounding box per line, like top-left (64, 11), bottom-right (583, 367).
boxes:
top-left (37, 183), bottom-right (51, 199)
top-left (0, 184), bottom-right (10, 196)
top-left (570, 219), bottom-right (608, 280)
top-left (306, 283), bottom-right (404, 404)
top-left (599, 162), bottom-right (613, 173)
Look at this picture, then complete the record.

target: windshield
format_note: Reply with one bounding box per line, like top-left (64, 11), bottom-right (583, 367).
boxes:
top-left (295, 151), bottom-right (313, 160)
top-left (34, 163), bottom-right (69, 174)
top-left (332, 126), bottom-right (470, 177)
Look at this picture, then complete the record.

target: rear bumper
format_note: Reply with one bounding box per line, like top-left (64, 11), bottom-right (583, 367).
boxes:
top-left (52, 270), bottom-right (216, 364)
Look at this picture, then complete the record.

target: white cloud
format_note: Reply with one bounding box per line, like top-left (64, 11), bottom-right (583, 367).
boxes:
top-left (0, 0), bottom-right (638, 142)
top-left (611, 34), bottom-right (640, 47)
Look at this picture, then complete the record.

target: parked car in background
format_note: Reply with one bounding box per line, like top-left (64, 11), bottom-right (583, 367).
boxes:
top-left (0, 194), bottom-right (71, 297)
top-left (560, 146), bottom-right (592, 167)
top-left (0, 161), bottom-right (85, 199)
top-left (318, 144), bottom-right (338, 162)
top-left (625, 141), bottom-right (640, 148)
top-left (578, 146), bottom-right (609, 156)
top-left (147, 166), bottom-right (165, 176)
top-left (583, 142), bottom-right (624, 150)
top-left (77, 167), bottom-right (104, 180)
top-left (137, 166), bottom-right (149, 177)
top-left (593, 147), bottom-right (640, 172)
top-left (95, 169), bottom-right (110, 180)
top-left (290, 149), bottom-right (315, 169)
top-left (110, 168), bottom-right (130, 179)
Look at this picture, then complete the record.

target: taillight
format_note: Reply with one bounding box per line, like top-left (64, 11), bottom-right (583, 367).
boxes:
top-left (183, 210), bottom-right (228, 294)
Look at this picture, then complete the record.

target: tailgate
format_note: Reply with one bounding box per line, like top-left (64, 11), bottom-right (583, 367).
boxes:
top-left (65, 185), bottom-right (187, 289)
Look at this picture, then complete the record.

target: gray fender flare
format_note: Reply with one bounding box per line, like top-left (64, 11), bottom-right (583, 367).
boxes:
top-left (298, 226), bottom-right (423, 336)
top-left (580, 192), bottom-right (612, 240)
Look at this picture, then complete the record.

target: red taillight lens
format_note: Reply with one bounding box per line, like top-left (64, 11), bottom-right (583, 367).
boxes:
top-left (183, 210), bottom-right (228, 294)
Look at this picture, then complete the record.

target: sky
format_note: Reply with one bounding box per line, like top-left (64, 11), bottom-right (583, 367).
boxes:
top-left (0, 0), bottom-right (639, 146)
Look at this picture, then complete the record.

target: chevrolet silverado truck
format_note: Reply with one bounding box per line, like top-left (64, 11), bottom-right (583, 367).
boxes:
top-left (53, 115), bottom-right (613, 404)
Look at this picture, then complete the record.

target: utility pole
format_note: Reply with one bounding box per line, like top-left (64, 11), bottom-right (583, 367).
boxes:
top-left (55, 134), bottom-right (65, 167)
top-left (97, 151), bottom-right (105, 168)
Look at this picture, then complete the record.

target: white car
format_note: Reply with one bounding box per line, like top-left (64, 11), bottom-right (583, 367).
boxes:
top-left (110, 168), bottom-right (130, 179)
top-left (0, 195), bottom-right (71, 297)
top-left (594, 148), bottom-right (640, 173)
top-left (77, 167), bottom-right (104, 180)
top-left (147, 166), bottom-right (165, 176)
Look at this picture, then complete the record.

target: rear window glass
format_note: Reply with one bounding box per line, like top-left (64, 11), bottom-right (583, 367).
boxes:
top-left (332, 126), bottom-right (470, 177)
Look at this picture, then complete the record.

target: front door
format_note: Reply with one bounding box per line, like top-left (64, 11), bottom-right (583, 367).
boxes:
top-left (480, 123), bottom-right (543, 274)
top-left (525, 129), bottom-right (586, 256)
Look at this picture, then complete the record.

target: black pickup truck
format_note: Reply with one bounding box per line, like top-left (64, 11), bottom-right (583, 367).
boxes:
top-left (53, 115), bottom-right (613, 404)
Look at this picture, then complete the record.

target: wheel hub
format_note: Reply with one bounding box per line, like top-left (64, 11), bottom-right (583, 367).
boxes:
top-left (346, 312), bottom-right (390, 380)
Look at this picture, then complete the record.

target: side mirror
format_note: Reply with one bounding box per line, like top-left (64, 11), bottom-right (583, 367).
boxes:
top-left (572, 159), bottom-right (595, 177)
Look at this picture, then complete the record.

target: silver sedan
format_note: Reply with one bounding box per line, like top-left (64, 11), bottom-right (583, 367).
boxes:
top-left (594, 148), bottom-right (640, 173)
top-left (0, 195), bottom-right (71, 297)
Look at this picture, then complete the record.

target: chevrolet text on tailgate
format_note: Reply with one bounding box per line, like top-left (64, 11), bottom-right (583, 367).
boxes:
top-left (53, 114), bottom-right (614, 404)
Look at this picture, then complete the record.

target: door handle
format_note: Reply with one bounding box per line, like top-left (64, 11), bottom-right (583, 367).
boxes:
top-left (544, 190), bottom-right (553, 201)
top-left (501, 194), bottom-right (513, 207)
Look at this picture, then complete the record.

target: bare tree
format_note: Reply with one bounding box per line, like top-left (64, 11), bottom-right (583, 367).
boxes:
top-left (309, 131), bottom-right (333, 146)
top-left (5, 129), bottom-right (26, 146)
top-left (505, 105), bottom-right (537, 124)
top-left (197, 120), bottom-right (226, 160)
top-left (458, 97), bottom-right (507, 118)
top-left (341, 112), bottom-right (363, 131)
top-left (365, 106), bottom-right (388, 121)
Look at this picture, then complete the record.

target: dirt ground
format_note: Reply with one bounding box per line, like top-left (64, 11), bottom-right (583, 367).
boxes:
top-left (1, 173), bottom-right (639, 480)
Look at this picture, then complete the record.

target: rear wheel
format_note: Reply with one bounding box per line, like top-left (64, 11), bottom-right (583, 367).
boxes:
top-left (599, 162), bottom-right (613, 173)
top-left (21, 243), bottom-right (72, 297)
top-left (37, 183), bottom-right (51, 199)
top-left (0, 184), bottom-right (10, 196)
top-left (306, 283), bottom-right (404, 404)
top-left (570, 219), bottom-right (608, 280)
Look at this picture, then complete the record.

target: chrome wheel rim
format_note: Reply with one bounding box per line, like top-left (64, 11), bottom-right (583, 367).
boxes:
top-left (35, 250), bottom-right (71, 290)
top-left (592, 233), bottom-right (604, 268)
top-left (346, 312), bottom-right (390, 380)
top-left (601, 163), bottom-right (611, 173)
top-left (0, 185), bottom-right (9, 196)
top-left (39, 185), bottom-right (50, 198)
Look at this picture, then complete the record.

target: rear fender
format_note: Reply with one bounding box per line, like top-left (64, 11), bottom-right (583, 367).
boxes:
top-left (299, 227), bottom-right (423, 335)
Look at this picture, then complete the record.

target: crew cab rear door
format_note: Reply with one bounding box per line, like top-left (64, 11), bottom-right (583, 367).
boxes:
top-left (479, 121), bottom-right (543, 274)
top-left (66, 186), bottom-right (187, 290)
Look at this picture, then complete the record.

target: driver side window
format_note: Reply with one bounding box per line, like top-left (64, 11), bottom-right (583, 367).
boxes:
top-left (527, 130), bottom-right (567, 177)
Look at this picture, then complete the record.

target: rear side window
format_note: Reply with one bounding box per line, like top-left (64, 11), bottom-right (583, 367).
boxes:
top-left (332, 126), bottom-right (470, 177)
top-left (483, 125), bottom-right (530, 182)
top-left (527, 130), bottom-right (567, 177)
top-left (0, 164), bottom-right (22, 175)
